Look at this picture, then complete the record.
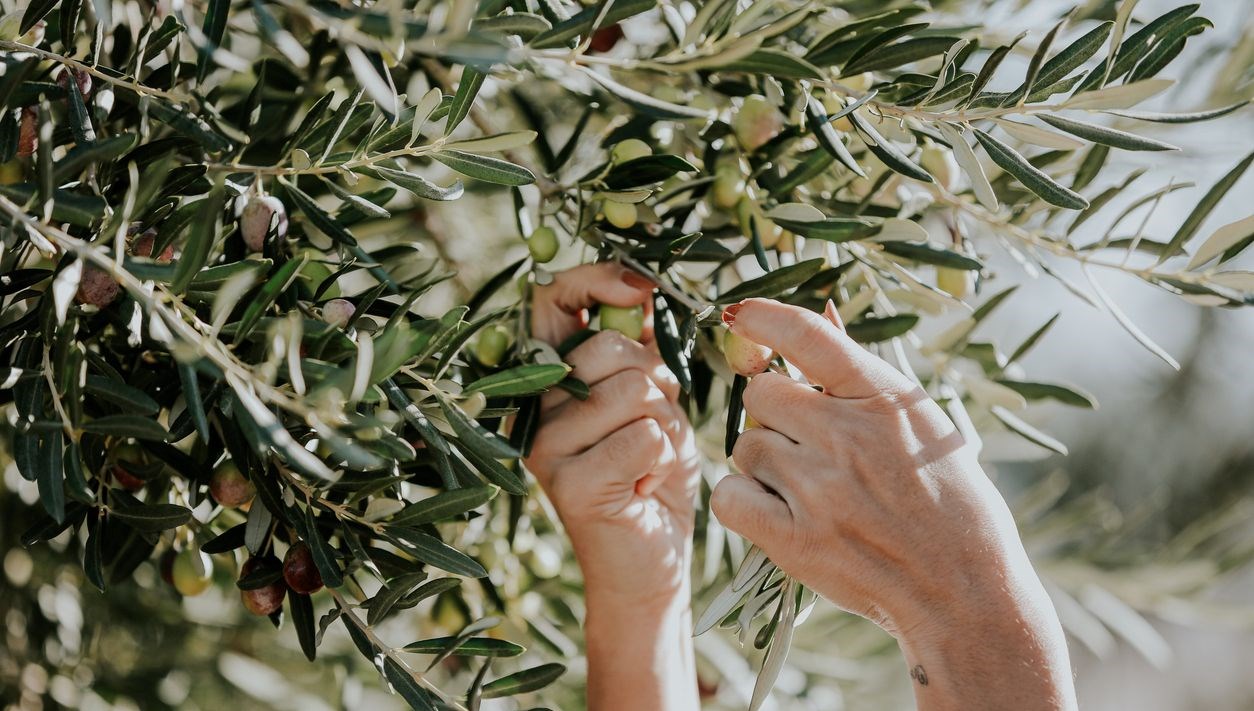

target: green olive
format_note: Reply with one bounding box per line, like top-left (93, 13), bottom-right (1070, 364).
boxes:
top-left (712, 162), bottom-right (745, 210)
top-left (474, 325), bottom-right (512, 367)
top-left (602, 200), bottom-right (638, 230)
top-left (723, 329), bottom-right (774, 376)
top-left (732, 96), bottom-right (784, 151)
top-left (171, 549), bottom-right (213, 597)
top-left (610, 138), bottom-right (651, 164)
top-left (527, 226), bottom-right (560, 263)
top-left (600, 304), bottom-right (645, 341)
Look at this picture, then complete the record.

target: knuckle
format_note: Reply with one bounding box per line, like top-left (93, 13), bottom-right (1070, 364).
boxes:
top-left (731, 429), bottom-right (771, 471)
top-left (613, 369), bottom-right (652, 399)
top-left (796, 311), bottom-right (834, 354)
top-left (590, 327), bottom-right (633, 355)
top-left (743, 373), bottom-right (797, 413)
top-left (638, 419), bottom-right (668, 456)
top-left (708, 479), bottom-right (740, 520)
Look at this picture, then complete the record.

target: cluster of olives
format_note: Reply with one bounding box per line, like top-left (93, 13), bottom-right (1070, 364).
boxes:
top-left (152, 456), bottom-right (324, 614)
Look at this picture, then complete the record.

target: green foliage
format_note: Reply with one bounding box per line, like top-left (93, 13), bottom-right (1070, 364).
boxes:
top-left (0, 0), bottom-right (1251, 708)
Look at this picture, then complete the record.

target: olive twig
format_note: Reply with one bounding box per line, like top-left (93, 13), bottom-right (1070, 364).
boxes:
top-left (0, 40), bottom-right (189, 104)
top-left (328, 587), bottom-right (469, 711)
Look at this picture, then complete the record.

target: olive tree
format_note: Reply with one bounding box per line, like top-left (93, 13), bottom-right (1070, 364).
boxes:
top-left (1, 0), bottom-right (1251, 708)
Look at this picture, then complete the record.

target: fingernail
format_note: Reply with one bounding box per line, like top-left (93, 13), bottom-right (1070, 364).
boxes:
top-left (722, 302), bottom-right (743, 327)
top-left (621, 271), bottom-right (654, 289)
top-left (824, 299), bottom-right (845, 330)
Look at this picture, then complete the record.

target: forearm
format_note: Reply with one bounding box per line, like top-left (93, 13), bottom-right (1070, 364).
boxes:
top-left (898, 572), bottom-right (1077, 711)
top-left (583, 587), bottom-right (699, 711)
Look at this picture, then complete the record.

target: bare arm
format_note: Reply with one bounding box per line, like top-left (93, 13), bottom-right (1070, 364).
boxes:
top-left (524, 264), bottom-right (700, 711)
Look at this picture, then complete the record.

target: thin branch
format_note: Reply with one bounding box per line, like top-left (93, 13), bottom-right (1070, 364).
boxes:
top-left (328, 588), bottom-right (469, 711)
top-left (0, 41), bottom-right (190, 104)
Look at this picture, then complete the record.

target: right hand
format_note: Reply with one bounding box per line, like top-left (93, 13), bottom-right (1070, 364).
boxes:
top-left (711, 298), bottom-right (1075, 710)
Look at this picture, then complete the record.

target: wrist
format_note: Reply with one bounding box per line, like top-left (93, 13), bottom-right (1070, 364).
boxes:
top-left (569, 525), bottom-right (693, 610)
top-left (896, 572), bottom-right (1076, 711)
top-left (584, 584), bottom-right (698, 711)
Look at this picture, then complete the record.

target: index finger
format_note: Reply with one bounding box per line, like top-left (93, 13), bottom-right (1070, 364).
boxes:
top-left (531, 263), bottom-right (655, 345)
top-left (723, 298), bottom-right (912, 399)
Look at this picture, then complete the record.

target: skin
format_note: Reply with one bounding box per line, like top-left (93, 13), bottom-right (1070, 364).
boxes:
top-left (715, 298), bottom-right (1077, 711)
top-left (526, 268), bottom-right (1076, 711)
top-left (525, 263), bottom-right (701, 711)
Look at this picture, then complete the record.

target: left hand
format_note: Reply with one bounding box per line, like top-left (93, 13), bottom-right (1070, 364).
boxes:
top-left (525, 264), bottom-right (701, 606)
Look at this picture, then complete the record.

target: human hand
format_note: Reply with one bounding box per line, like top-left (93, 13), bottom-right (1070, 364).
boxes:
top-left (524, 263), bottom-right (701, 607)
top-left (712, 298), bottom-right (1075, 711)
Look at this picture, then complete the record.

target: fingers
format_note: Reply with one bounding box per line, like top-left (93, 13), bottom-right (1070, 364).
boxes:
top-left (545, 262), bottom-right (654, 311)
top-left (542, 330), bottom-right (680, 412)
top-left (562, 417), bottom-right (676, 497)
top-left (531, 263), bottom-right (655, 344)
top-left (532, 370), bottom-right (674, 458)
top-left (724, 298), bottom-right (912, 399)
top-left (741, 372), bottom-right (827, 443)
top-left (710, 474), bottom-right (791, 547)
top-left (730, 427), bottom-right (802, 502)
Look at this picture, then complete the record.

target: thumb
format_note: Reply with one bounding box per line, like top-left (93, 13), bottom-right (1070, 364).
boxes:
top-left (710, 475), bottom-right (791, 547)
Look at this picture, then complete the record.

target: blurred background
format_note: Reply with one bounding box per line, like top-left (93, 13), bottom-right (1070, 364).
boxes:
top-left (3, 0), bottom-right (1253, 709)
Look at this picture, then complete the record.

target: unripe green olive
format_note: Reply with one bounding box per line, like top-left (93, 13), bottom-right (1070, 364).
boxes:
top-left (171, 548), bottom-right (213, 597)
top-left (732, 96), bottom-right (784, 152)
top-left (474, 325), bottom-right (511, 367)
top-left (298, 254), bottom-right (341, 300)
top-left (723, 329), bottom-right (774, 376)
top-left (937, 267), bottom-right (974, 299)
top-left (821, 94), bottom-right (855, 132)
top-left (712, 162), bottom-right (745, 210)
top-left (239, 556), bottom-right (287, 615)
top-left (527, 226), bottom-right (560, 264)
top-left (920, 142), bottom-right (959, 191)
top-left (734, 196), bottom-right (780, 247)
top-left (842, 72), bottom-right (875, 93)
top-left (600, 304), bottom-right (645, 341)
top-left (602, 200), bottom-right (638, 229)
top-left (282, 541), bottom-right (324, 595)
top-left (610, 138), bottom-right (651, 164)
top-left (0, 10), bottom-right (21, 41)
top-left (0, 160), bottom-right (23, 185)
top-left (209, 459), bottom-right (255, 509)
top-left (322, 298), bottom-right (356, 329)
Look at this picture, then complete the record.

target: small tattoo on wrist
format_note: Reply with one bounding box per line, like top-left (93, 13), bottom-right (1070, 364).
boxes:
top-left (910, 665), bottom-right (929, 686)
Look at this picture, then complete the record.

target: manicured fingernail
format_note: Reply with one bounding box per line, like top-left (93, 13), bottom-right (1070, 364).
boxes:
top-left (824, 299), bottom-right (845, 330)
top-left (621, 270), bottom-right (654, 289)
top-left (722, 302), bottom-right (743, 327)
